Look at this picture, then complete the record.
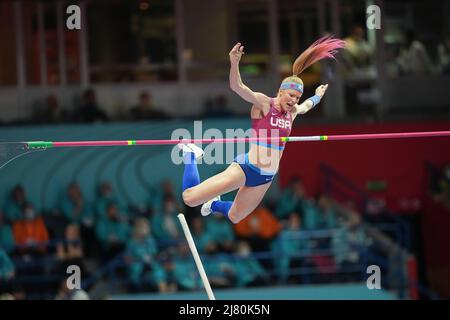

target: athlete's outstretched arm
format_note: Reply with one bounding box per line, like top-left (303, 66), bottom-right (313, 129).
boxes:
top-left (229, 42), bottom-right (270, 109)
top-left (295, 84), bottom-right (328, 115)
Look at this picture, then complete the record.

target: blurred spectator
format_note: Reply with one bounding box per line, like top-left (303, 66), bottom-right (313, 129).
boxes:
top-left (343, 25), bottom-right (373, 71)
top-left (61, 182), bottom-right (94, 227)
top-left (95, 203), bottom-right (130, 262)
top-left (302, 194), bottom-right (337, 231)
top-left (272, 213), bottom-right (312, 284)
top-left (204, 252), bottom-right (236, 289)
top-left (342, 25), bottom-right (376, 115)
top-left (191, 216), bottom-right (217, 254)
top-left (0, 211), bottom-right (15, 254)
top-left (276, 177), bottom-right (306, 220)
top-left (332, 213), bottom-right (369, 281)
top-left (4, 185), bottom-right (29, 223)
top-left (124, 218), bottom-right (170, 293)
top-left (60, 182), bottom-right (97, 257)
top-left (161, 179), bottom-right (177, 198)
top-left (206, 213), bottom-right (235, 253)
top-left (437, 33), bottom-right (450, 74)
top-left (151, 179), bottom-right (179, 213)
top-left (202, 94), bottom-right (233, 118)
top-left (32, 94), bottom-right (69, 124)
top-left (150, 195), bottom-right (182, 246)
top-left (12, 202), bottom-right (49, 255)
top-left (0, 248), bottom-right (15, 282)
top-left (43, 207), bottom-right (68, 242)
top-left (396, 30), bottom-right (434, 75)
top-left (0, 248), bottom-right (15, 297)
top-left (234, 204), bottom-right (281, 253)
top-left (76, 89), bottom-right (108, 123)
top-left (95, 182), bottom-right (125, 220)
top-left (301, 194), bottom-right (339, 282)
top-left (233, 241), bottom-right (269, 288)
top-left (55, 224), bottom-right (86, 275)
top-left (54, 278), bottom-right (90, 300)
top-left (171, 243), bottom-right (203, 291)
top-left (315, 194), bottom-right (338, 229)
top-left (10, 203), bottom-right (49, 297)
top-left (129, 91), bottom-right (170, 121)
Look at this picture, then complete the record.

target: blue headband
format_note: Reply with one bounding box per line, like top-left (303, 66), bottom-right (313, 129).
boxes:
top-left (279, 82), bottom-right (303, 93)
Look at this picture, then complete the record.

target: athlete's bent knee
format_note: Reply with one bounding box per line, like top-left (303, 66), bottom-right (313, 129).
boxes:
top-left (182, 188), bottom-right (200, 207)
top-left (228, 211), bottom-right (242, 224)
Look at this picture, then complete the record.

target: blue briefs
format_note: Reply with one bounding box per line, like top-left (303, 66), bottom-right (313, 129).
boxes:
top-left (233, 153), bottom-right (276, 187)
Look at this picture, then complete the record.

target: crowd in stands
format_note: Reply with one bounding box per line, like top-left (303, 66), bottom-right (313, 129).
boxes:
top-left (8, 27), bottom-right (444, 126)
top-left (29, 89), bottom-right (173, 125)
top-left (339, 25), bottom-right (450, 116)
top-left (342, 25), bottom-right (450, 79)
top-left (0, 25), bottom-right (448, 126)
top-left (15, 88), bottom-right (237, 126)
top-left (0, 176), bottom-right (370, 300)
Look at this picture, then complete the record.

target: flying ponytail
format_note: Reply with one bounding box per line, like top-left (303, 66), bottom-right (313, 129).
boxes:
top-left (292, 35), bottom-right (346, 76)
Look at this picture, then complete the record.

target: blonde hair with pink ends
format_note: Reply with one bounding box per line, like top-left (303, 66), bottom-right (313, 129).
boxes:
top-left (292, 35), bottom-right (346, 76)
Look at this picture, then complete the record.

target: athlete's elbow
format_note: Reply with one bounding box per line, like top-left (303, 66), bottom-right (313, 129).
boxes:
top-left (230, 79), bottom-right (244, 91)
top-left (297, 107), bottom-right (307, 115)
top-left (229, 83), bottom-right (239, 93)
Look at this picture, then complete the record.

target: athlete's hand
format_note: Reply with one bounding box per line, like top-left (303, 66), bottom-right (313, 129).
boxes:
top-left (315, 84), bottom-right (328, 98)
top-left (229, 42), bottom-right (245, 65)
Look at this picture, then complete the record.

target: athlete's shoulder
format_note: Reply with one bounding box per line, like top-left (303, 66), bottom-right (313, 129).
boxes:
top-left (252, 94), bottom-right (272, 116)
top-left (252, 93), bottom-right (271, 109)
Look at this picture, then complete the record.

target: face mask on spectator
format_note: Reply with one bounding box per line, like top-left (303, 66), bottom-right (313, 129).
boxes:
top-left (165, 202), bottom-right (175, 213)
top-left (24, 209), bottom-right (35, 220)
top-left (136, 226), bottom-right (149, 238)
top-left (238, 245), bottom-right (251, 257)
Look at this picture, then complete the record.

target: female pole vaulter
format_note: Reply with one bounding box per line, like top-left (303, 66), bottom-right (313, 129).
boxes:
top-left (178, 36), bottom-right (345, 224)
